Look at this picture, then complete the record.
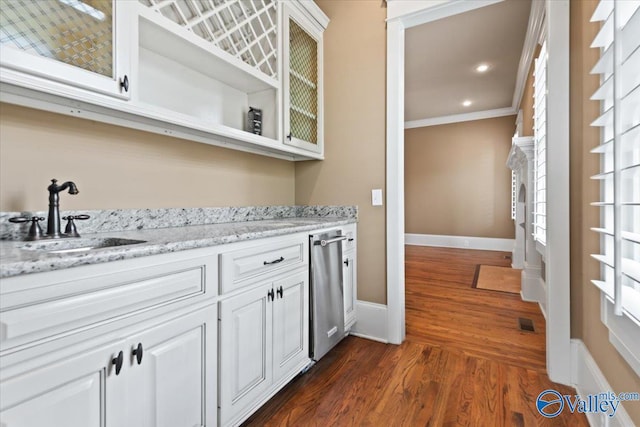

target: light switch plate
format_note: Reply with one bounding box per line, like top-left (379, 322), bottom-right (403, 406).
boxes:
top-left (372, 189), bottom-right (383, 206)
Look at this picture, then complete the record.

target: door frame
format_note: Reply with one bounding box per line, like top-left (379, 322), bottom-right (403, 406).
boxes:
top-left (385, 0), bottom-right (571, 385)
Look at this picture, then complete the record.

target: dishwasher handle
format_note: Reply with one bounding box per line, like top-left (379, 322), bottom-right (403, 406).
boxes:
top-left (315, 235), bottom-right (347, 247)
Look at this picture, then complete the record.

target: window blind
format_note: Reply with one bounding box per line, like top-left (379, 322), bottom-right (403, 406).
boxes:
top-left (533, 41), bottom-right (548, 245)
top-left (590, 0), bottom-right (640, 323)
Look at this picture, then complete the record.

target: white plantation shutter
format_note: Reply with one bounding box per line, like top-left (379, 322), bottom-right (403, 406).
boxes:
top-left (590, 0), bottom-right (640, 325)
top-left (533, 42), bottom-right (548, 245)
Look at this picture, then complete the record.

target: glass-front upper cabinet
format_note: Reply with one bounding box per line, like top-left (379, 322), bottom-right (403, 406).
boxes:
top-left (282, 2), bottom-right (325, 155)
top-left (0, 0), bottom-right (132, 99)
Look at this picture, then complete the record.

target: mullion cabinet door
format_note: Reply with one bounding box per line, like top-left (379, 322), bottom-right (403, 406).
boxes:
top-left (0, 0), bottom-right (133, 98)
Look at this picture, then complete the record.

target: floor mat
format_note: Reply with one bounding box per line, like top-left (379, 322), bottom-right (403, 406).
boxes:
top-left (472, 264), bottom-right (522, 294)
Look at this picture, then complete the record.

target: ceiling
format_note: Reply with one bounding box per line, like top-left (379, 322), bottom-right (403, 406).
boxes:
top-left (404, 0), bottom-right (532, 123)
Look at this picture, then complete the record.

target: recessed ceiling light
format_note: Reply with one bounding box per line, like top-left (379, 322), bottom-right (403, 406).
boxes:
top-left (475, 63), bottom-right (490, 73)
top-left (462, 100), bottom-right (472, 107)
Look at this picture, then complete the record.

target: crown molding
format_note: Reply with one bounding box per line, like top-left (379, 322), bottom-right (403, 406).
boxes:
top-left (404, 106), bottom-right (516, 129)
top-left (511, 0), bottom-right (545, 110)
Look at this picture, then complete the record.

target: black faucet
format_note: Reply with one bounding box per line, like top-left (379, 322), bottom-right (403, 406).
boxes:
top-left (47, 178), bottom-right (79, 238)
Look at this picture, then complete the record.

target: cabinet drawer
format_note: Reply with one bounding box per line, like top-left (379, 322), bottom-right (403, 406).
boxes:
top-left (0, 258), bottom-right (211, 351)
top-left (219, 237), bottom-right (307, 294)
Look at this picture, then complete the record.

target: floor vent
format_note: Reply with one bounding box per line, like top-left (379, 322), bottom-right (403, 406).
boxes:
top-left (518, 317), bottom-right (535, 332)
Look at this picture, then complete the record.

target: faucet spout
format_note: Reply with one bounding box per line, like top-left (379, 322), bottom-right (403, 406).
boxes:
top-left (47, 178), bottom-right (79, 237)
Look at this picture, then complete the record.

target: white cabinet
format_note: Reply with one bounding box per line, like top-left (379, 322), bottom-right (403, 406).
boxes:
top-left (218, 282), bottom-right (273, 425)
top-left (218, 269), bottom-right (309, 426)
top-left (282, 2), bottom-right (326, 155)
top-left (272, 272), bottom-right (309, 382)
top-left (342, 224), bottom-right (357, 331)
top-left (0, 248), bottom-right (218, 427)
top-left (0, 306), bottom-right (215, 427)
top-left (0, 0), bottom-right (133, 99)
top-left (343, 251), bottom-right (357, 331)
top-left (0, 0), bottom-right (329, 161)
top-left (0, 338), bottom-right (127, 427)
top-left (126, 306), bottom-right (216, 427)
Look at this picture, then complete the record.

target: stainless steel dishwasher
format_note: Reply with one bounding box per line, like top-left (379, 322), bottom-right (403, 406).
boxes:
top-left (309, 230), bottom-right (346, 361)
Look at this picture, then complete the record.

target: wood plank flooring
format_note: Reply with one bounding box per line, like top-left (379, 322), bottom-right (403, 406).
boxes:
top-left (243, 246), bottom-right (588, 426)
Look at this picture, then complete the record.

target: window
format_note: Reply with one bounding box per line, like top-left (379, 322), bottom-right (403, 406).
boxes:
top-left (590, 0), bottom-right (640, 374)
top-left (533, 41), bottom-right (548, 245)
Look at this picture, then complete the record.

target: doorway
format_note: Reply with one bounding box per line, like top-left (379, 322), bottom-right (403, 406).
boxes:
top-left (385, 0), bottom-right (571, 385)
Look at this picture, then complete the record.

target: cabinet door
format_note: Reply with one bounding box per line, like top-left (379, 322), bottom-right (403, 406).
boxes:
top-left (0, 339), bottom-right (127, 427)
top-left (219, 284), bottom-right (273, 426)
top-left (125, 306), bottom-right (216, 427)
top-left (282, 4), bottom-right (323, 154)
top-left (343, 251), bottom-right (357, 330)
top-left (272, 271), bottom-right (309, 383)
top-left (0, 0), bottom-right (133, 98)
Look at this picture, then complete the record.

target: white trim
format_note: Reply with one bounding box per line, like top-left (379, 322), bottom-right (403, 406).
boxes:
top-left (405, 233), bottom-right (515, 252)
top-left (571, 339), bottom-right (635, 427)
top-left (404, 107), bottom-right (516, 129)
top-left (600, 293), bottom-right (640, 377)
top-left (387, 0), bottom-right (503, 27)
top-left (521, 267), bottom-right (545, 303)
top-left (544, 0), bottom-right (571, 385)
top-left (512, 0), bottom-right (545, 110)
top-left (386, 19), bottom-right (405, 345)
top-left (350, 301), bottom-right (389, 344)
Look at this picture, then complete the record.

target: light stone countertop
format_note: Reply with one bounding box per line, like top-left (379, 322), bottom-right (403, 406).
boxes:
top-left (0, 206), bottom-right (356, 278)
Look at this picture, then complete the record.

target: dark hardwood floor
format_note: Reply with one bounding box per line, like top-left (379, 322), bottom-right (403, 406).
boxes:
top-left (243, 246), bottom-right (588, 426)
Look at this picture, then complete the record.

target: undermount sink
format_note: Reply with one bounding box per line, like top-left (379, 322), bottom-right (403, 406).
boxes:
top-left (17, 237), bottom-right (147, 254)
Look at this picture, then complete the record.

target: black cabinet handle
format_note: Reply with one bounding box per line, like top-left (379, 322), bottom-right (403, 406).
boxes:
top-left (132, 343), bottom-right (143, 365)
top-left (267, 289), bottom-right (275, 301)
top-left (120, 75), bottom-right (129, 92)
top-left (263, 256), bottom-right (284, 266)
top-left (348, 238), bottom-right (354, 242)
top-left (112, 351), bottom-right (124, 375)
top-left (344, 259), bottom-right (349, 267)
top-left (286, 133), bottom-right (292, 141)
top-left (277, 286), bottom-right (283, 298)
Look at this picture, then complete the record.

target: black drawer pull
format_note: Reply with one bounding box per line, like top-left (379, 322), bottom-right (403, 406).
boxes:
top-left (277, 286), bottom-right (283, 298)
top-left (264, 256), bottom-right (284, 265)
top-left (348, 238), bottom-right (354, 242)
top-left (344, 259), bottom-right (349, 267)
top-left (268, 289), bottom-right (275, 301)
top-left (112, 351), bottom-right (124, 375)
top-left (132, 343), bottom-right (143, 365)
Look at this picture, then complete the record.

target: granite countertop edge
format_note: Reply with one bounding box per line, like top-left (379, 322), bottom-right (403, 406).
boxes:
top-left (0, 217), bottom-right (356, 279)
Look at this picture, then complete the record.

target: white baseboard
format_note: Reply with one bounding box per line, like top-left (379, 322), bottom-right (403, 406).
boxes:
top-left (405, 233), bottom-right (515, 252)
top-left (350, 301), bottom-right (388, 343)
top-left (571, 339), bottom-right (635, 427)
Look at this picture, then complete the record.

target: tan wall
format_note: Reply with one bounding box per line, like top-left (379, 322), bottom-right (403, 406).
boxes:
top-left (570, 1), bottom-right (640, 422)
top-left (0, 104), bottom-right (295, 211)
top-left (404, 116), bottom-right (516, 239)
top-left (295, 0), bottom-right (387, 304)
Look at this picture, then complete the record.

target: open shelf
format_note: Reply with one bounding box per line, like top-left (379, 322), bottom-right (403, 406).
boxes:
top-left (138, 6), bottom-right (278, 93)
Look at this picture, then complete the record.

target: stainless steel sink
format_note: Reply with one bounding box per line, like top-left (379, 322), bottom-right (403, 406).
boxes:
top-left (17, 237), bottom-right (147, 254)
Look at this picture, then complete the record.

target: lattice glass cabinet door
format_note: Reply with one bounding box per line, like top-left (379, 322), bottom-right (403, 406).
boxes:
top-left (283, 5), bottom-right (323, 154)
top-left (0, 0), bottom-right (132, 98)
